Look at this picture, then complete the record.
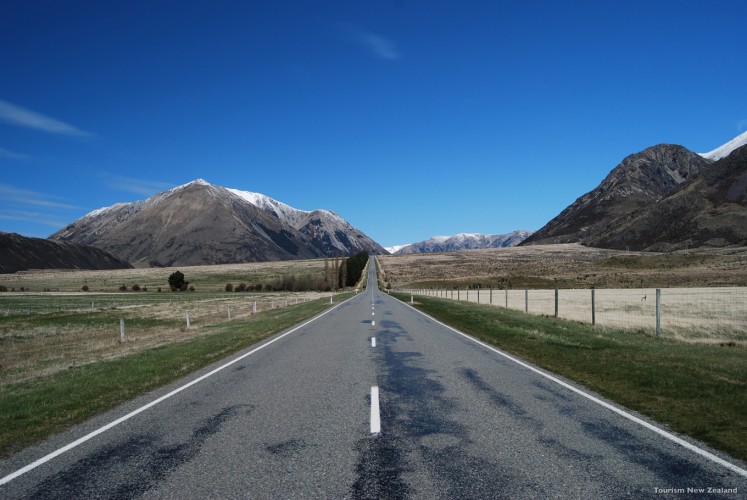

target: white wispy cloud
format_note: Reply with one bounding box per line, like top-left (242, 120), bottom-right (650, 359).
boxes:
top-left (0, 183), bottom-right (79, 210)
top-left (351, 28), bottom-right (401, 60)
top-left (99, 173), bottom-right (173, 196)
top-left (0, 99), bottom-right (94, 138)
top-left (0, 147), bottom-right (30, 161)
top-left (0, 209), bottom-right (68, 228)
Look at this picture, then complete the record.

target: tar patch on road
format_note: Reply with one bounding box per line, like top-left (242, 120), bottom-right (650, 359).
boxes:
top-left (24, 405), bottom-right (251, 499)
top-left (351, 434), bottom-right (411, 499)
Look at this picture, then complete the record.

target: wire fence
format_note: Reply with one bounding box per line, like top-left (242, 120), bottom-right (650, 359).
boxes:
top-left (399, 286), bottom-right (747, 342)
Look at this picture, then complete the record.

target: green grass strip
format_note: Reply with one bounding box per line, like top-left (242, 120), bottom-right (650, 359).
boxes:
top-left (0, 295), bottom-right (350, 459)
top-left (392, 293), bottom-right (747, 463)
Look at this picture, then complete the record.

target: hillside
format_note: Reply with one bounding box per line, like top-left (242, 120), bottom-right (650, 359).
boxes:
top-left (0, 232), bottom-right (132, 274)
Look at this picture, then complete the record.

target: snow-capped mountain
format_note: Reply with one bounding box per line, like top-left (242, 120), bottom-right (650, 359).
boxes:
top-left (50, 179), bottom-right (387, 267)
top-left (699, 130), bottom-right (747, 161)
top-left (391, 231), bottom-right (533, 254)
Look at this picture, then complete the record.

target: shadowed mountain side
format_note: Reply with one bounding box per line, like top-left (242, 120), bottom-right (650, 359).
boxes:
top-left (0, 232), bottom-right (133, 274)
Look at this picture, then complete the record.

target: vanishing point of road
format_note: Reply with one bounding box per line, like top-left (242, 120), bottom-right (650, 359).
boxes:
top-left (2, 263), bottom-right (746, 498)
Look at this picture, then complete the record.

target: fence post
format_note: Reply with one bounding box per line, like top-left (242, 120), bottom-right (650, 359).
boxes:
top-left (591, 289), bottom-right (596, 326)
top-left (554, 287), bottom-right (558, 318)
top-left (655, 288), bottom-right (661, 337)
top-left (525, 289), bottom-right (528, 313)
top-left (458, 288), bottom-right (460, 301)
top-left (490, 286), bottom-right (493, 305)
top-left (186, 312), bottom-right (190, 329)
top-left (228, 307), bottom-right (232, 321)
top-left (119, 319), bottom-right (125, 343)
top-left (477, 288), bottom-right (480, 304)
top-left (253, 301), bottom-right (257, 314)
top-left (505, 288), bottom-right (508, 308)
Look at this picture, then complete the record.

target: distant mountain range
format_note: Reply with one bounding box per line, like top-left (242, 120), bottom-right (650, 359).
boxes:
top-left (521, 131), bottom-right (747, 251)
top-left (50, 179), bottom-right (387, 267)
top-left (1, 232), bottom-right (132, 274)
top-left (388, 230), bottom-right (533, 254)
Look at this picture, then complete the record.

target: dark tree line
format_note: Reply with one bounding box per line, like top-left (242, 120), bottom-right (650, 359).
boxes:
top-left (342, 251), bottom-right (368, 287)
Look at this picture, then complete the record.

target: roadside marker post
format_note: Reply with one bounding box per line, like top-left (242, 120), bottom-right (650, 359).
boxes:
top-left (655, 289), bottom-right (661, 337)
top-left (119, 319), bottom-right (125, 343)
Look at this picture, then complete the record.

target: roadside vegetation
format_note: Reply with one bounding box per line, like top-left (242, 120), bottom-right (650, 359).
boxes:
top-left (0, 293), bottom-right (353, 458)
top-left (392, 292), bottom-right (747, 463)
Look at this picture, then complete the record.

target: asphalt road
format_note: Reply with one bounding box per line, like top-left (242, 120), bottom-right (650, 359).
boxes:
top-left (2, 262), bottom-right (746, 498)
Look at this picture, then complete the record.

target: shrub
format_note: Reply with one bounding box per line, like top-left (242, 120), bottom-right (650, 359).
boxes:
top-left (157, 287), bottom-right (162, 293)
top-left (119, 285), bottom-right (127, 292)
top-left (0, 285), bottom-right (7, 292)
top-left (131, 283), bottom-right (141, 292)
top-left (225, 283), bottom-right (234, 292)
top-left (81, 285), bottom-right (89, 292)
top-left (236, 283), bottom-right (247, 292)
top-left (188, 285), bottom-right (195, 292)
top-left (168, 271), bottom-right (188, 292)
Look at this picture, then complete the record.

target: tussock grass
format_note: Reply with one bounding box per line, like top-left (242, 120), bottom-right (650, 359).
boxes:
top-left (393, 293), bottom-right (747, 463)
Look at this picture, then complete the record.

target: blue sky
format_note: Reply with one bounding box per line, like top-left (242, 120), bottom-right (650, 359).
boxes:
top-left (1, 1), bottom-right (746, 248)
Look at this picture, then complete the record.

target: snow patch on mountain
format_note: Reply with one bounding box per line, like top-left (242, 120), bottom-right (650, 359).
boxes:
top-left (393, 230), bottom-right (534, 254)
top-left (699, 130), bottom-right (747, 161)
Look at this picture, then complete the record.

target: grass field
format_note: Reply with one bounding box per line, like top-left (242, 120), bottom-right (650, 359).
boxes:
top-left (0, 258), bottom-right (331, 293)
top-left (391, 292), bottom-right (747, 463)
top-left (405, 286), bottom-right (747, 344)
top-left (378, 243), bottom-right (747, 289)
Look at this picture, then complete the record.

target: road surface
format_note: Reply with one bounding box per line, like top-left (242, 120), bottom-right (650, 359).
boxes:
top-left (2, 262), bottom-right (746, 498)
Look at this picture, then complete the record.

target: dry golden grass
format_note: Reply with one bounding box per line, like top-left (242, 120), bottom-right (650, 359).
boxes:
top-left (0, 258), bottom-right (330, 292)
top-left (378, 244), bottom-right (747, 343)
top-left (0, 257), bottom-right (348, 387)
top-left (378, 243), bottom-right (747, 289)
top-left (0, 291), bottom-right (332, 388)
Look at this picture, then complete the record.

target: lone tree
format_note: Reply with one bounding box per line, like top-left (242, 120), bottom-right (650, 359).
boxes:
top-left (168, 271), bottom-right (189, 291)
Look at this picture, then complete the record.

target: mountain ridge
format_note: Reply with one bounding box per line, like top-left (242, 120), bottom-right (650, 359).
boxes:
top-left (390, 230), bottom-right (533, 254)
top-left (50, 180), bottom-right (387, 267)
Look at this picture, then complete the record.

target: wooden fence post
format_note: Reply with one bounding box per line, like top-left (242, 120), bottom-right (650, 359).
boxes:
top-left (591, 289), bottom-right (596, 326)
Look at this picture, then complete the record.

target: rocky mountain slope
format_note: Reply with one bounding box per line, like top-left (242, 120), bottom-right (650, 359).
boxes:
top-left (392, 230), bottom-right (533, 254)
top-left (521, 144), bottom-right (710, 245)
top-left (50, 180), bottom-right (386, 267)
top-left (1, 232), bottom-right (132, 274)
top-left (586, 144), bottom-right (747, 250)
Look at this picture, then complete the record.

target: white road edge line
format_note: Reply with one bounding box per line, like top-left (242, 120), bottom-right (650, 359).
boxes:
top-left (0, 299), bottom-right (352, 486)
top-left (370, 386), bottom-right (381, 434)
top-left (403, 301), bottom-right (747, 479)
